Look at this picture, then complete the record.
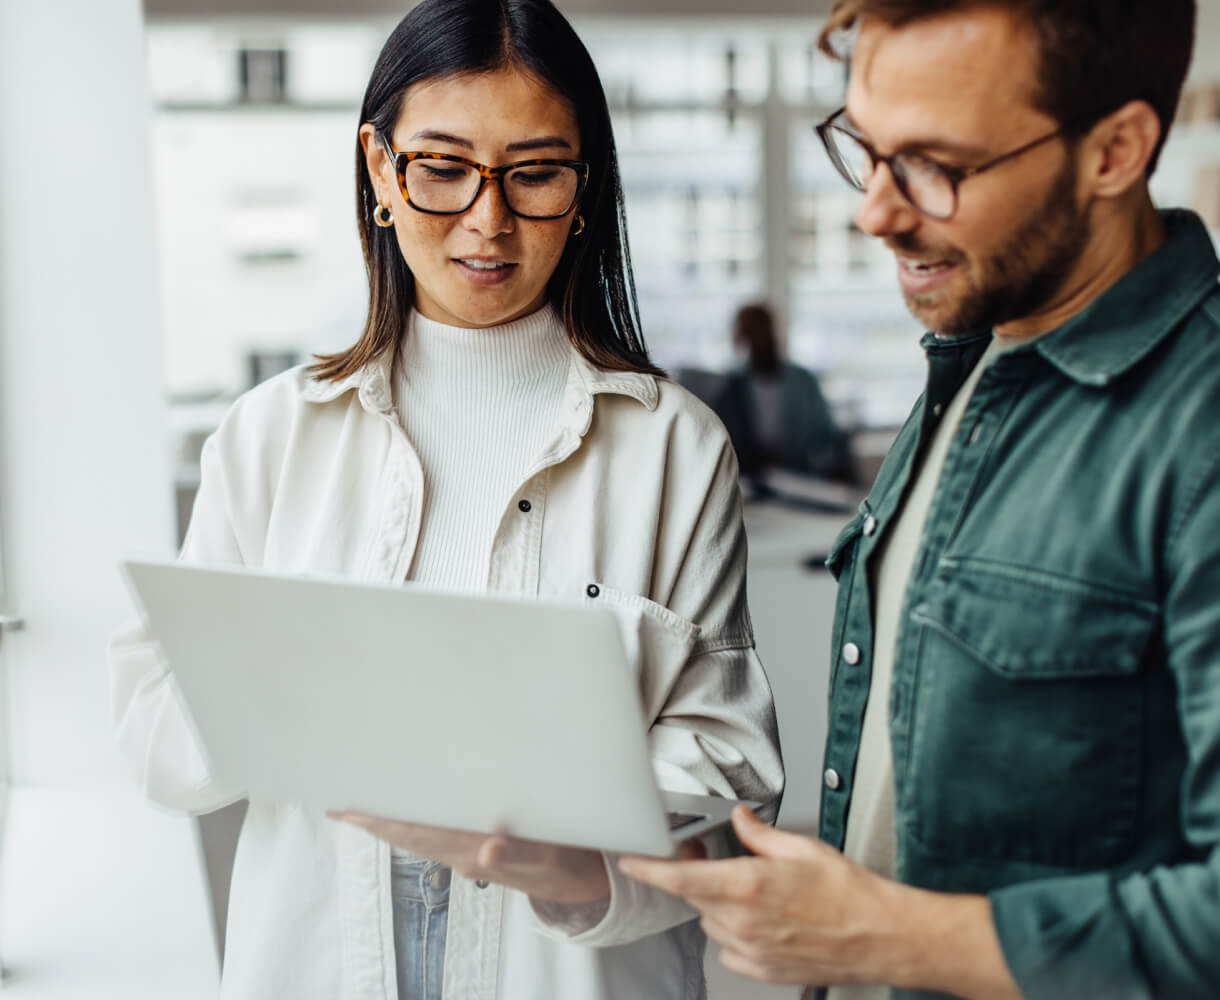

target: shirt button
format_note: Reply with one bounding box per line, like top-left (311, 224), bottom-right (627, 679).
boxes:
top-left (518, 499), bottom-right (532, 513)
top-left (863, 515), bottom-right (877, 536)
top-left (842, 642), bottom-right (861, 665)
top-left (475, 879), bottom-right (490, 889)
top-left (586, 584), bottom-right (600, 598)
top-left (932, 403), bottom-right (944, 418)
top-left (824, 768), bottom-right (842, 791)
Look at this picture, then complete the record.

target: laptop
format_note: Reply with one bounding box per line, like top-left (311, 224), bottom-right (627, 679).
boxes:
top-left (119, 560), bottom-right (761, 857)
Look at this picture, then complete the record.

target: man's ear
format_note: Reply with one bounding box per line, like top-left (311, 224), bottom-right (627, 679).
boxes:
top-left (1077, 100), bottom-right (1162, 199)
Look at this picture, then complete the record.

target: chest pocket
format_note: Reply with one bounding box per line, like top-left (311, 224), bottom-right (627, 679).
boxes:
top-left (582, 585), bottom-right (701, 725)
top-left (903, 557), bottom-right (1158, 869)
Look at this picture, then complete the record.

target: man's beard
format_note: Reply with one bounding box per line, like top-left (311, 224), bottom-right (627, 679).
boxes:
top-left (895, 158), bottom-right (1088, 336)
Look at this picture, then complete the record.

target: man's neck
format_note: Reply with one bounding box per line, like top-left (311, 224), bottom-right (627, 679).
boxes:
top-left (994, 193), bottom-right (1167, 340)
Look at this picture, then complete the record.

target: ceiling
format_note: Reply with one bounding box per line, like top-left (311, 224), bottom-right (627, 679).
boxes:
top-left (140, 0), bottom-right (1220, 80)
top-left (144, 0), bottom-right (834, 18)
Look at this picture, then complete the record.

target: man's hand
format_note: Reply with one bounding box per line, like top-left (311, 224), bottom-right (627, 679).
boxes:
top-left (329, 811), bottom-right (610, 905)
top-left (619, 806), bottom-right (1021, 999)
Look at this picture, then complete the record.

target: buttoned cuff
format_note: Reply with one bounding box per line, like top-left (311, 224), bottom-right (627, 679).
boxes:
top-left (529, 850), bottom-right (697, 947)
top-left (989, 871), bottom-right (1144, 999)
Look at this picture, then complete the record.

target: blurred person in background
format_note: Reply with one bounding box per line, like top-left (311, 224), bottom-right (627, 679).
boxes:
top-left (622, 2), bottom-right (1220, 999)
top-left (108, 0), bottom-right (782, 997)
top-left (717, 301), bottom-right (855, 491)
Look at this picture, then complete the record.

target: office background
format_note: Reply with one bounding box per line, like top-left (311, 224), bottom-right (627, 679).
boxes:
top-left (0, 0), bottom-right (1218, 997)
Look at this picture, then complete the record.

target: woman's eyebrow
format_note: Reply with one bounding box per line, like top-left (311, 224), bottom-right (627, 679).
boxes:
top-left (408, 128), bottom-right (473, 148)
top-left (406, 130), bottom-right (573, 154)
top-left (505, 135), bottom-right (574, 152)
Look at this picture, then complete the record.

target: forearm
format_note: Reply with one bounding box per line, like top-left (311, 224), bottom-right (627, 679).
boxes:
top-left (882, 886), bottom-right (1021, 1000)
top-left (110, 621), bottom-right (243, 812)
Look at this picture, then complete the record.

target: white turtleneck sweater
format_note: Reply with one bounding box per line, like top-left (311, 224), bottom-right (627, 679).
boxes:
top-left (394, 306), bottom-right (571, 594)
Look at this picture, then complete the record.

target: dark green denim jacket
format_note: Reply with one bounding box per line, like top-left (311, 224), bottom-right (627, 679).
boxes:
top-left (820, 211), bottom-right (1220, 999)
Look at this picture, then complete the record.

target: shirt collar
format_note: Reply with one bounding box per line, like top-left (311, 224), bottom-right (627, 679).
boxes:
top-left (917, 210), bottom-right (1219, 386)
top-left (1030, 209), bottom-right (1218, 386)
top-left (297, 331), bottom-right (659, 418)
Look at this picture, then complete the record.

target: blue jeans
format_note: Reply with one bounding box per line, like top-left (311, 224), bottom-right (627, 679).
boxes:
top-left (391, 855), bottom-right (450, 1000)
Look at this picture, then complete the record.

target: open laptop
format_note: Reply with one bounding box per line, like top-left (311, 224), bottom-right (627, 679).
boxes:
top-left (120, 560), bottom-right (761, 857)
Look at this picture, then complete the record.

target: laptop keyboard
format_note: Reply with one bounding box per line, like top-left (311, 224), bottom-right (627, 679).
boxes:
top-left (666, 811), bottom-right (707, 832)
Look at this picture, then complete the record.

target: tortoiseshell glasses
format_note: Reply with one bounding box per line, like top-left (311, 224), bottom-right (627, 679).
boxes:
top-left (379, 134), bottom-right (589, 220)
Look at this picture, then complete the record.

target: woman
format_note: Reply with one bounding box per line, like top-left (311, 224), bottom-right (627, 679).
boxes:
top-left (110, 1), bottom-right (783, 998)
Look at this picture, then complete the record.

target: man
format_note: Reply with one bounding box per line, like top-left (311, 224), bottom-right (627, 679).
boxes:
top-left (718, 301), bottom-right (855, 488)
top-left (621, 2), bottom-right (1219, 998)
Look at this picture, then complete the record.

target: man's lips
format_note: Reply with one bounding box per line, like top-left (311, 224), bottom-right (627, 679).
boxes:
top-left (897, 255), bottom-right (953, 274)
top-left (895, 253), bottom-right (959, 295)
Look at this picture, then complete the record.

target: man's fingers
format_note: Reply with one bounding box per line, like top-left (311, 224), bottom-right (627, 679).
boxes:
top-left (718, 946), bottom-right (804, 985)
top-left (730, 806), bottom-right (816, 861)
top-left (619, 855), bottom-right (768, 903)
top-left (678, 838), bottom-right (709, 860)
top-left (618, 855), bottom-right (710, 895)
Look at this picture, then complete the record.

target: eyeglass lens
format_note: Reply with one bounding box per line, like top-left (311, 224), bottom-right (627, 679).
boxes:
top-left (405, 159), bottom-right (580, 217)
top-left (826, 127), bottom-right (957, 220)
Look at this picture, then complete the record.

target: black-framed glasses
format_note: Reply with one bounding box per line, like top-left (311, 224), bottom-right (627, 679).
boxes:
top-left (379, 134), bottom-right (589, 220)
top-left (815, 107), bottom-right (1069, 221)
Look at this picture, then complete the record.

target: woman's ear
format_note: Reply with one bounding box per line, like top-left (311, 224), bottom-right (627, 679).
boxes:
top-left (359, 122), bottom-right (394, 203)
top-left (1077, 100), bottom-right (1162, 200)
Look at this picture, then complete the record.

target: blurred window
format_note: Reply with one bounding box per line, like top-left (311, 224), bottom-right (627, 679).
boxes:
top-left (146, 19), bottom-right (926, 434)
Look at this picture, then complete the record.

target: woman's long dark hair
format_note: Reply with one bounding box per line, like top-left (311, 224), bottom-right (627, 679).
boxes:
top-left (310, 0), bottom-right (663, 382)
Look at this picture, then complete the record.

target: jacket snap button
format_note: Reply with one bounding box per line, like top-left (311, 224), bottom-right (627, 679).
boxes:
top-left (842, 642), bottom-right (861, 665)
top-left (824, 768), bottom-right (842, 791)
top-left (586, 584), bottom-right (600, 598)
top-left (863, 515), bottom-right (877, 536)
top-left (518, 499), bottom-right (532, 513)
top-left (475, 879), bottom-right (489, 889)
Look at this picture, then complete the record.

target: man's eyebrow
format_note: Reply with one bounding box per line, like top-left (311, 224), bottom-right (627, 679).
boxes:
top-left (841, 114), bottom-right (990, 160)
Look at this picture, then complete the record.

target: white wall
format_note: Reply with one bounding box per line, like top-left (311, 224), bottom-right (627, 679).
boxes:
top-left (0, 0), bottom-right (176, 785)
top-left (1191, 0), bottom-right (1220, 83)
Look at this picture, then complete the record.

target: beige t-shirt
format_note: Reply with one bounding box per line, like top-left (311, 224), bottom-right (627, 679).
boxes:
top-left (826, 333), bottom-right (1029, 1000)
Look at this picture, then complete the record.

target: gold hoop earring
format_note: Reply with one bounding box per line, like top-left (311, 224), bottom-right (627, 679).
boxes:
top-left (571, 214), bottom-right (585, 237)
top-left (374, 204), bottom-right (394, 228)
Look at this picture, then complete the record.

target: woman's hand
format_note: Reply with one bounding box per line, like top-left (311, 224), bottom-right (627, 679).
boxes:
top-left (328, 811), bottom-right (611, 905)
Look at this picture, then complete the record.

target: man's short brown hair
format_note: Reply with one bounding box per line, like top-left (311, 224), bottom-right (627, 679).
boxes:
top-left (819, 0), bottom-right (1196, 174)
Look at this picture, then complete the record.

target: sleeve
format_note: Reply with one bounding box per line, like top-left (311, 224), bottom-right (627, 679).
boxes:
top-left (108, 429), bottom-right (254, 814)
top-left (988, 442), bottom-right (1220, 999)
top-left (531, 421), bottom-right (786, 946)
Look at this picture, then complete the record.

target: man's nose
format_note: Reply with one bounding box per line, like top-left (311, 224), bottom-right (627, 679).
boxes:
top-left (855, 162), bottom-right (921, 240)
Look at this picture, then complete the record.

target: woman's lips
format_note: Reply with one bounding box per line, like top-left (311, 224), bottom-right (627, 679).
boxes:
top-left (454, 258), bottom-right (517, 286)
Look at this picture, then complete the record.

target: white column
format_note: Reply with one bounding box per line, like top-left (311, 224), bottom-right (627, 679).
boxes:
top-left (0, 0), bottom-right (176, 786)
top-left (0, 4), bottom-right (219, 993)
top-left (762, 40), bottom-right (792, 336)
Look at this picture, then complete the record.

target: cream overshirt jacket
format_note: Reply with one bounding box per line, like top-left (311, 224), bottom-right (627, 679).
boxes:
top-left (110, 342), bottom-right (785, 1000)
